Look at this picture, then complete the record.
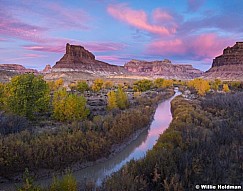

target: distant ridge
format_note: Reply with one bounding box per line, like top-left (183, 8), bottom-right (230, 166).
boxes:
top-left (0, 64), bottom-right (38, 74)
top-left (124, 59), bottom-right (202, 79)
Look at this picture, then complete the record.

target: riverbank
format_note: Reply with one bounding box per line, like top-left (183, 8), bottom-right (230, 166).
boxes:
top-left (101, 92), bottom-right (243, 191)
top-left (0, 89), bottom-right (175, 190)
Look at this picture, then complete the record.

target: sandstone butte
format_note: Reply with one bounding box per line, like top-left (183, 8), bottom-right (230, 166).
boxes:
top-left (204, 42), bottom-right (243, 80)
top-left (51, 43), bottom-right (126, 75)
top-left (50, 43), bottom-right (202, 80)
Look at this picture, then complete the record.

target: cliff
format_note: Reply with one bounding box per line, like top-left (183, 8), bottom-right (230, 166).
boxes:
top-left (204, 42), bottom-right (243, 80)
top-left (124, 59), bottom-right (202, 79)
top-left (52, 43), bottom-right (126, 75)
top-left (0, 64), bottom-right (38, 74)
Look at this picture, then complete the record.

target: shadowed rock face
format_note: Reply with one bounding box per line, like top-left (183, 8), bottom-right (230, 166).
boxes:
top-left (205, 42), bottom-right (243, 80)
top-left (124, 59), bottom-right (202, 79)
top-left (212, 42), bottom-right (243, 67)
top-left (52, 43), bottom-right (126, 75)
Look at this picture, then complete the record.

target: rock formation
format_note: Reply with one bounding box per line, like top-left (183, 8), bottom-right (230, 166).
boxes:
top-left (0, 64), bottom-right (38, 74)
top-left (52, 43), bottom-right (126, 75)
top-left (124, 59), bottom-right (202, 79)
top-left (204, 42), bottom-right (243, 80)
top-left (48, 43), bottom-right (203, 81)
top-left (42, 64), bottom-right (52, 73)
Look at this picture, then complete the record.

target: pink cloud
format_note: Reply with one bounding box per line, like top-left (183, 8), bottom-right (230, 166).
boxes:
top-left (107, 4), bottom-right (176, 35)
top-left (23, 44), bottom-right (65, 53)
top-left (147, 39), bottom-right (185, 55)
top-left (190, 33), bottom-right (229, 58)
top-left (0, 2), bottom-right (90, 44)
top-left (23, 41), bottom-right (125, 54)
top-left (44, 3), bottom-right (90, 30)
top-left (0, 38), bottom-right (8, 41)
top-left (146, 33), bottom-right (234, 60)
top-left (24, 54), bottom-right (46, 58)
top-left (152, 9), bottom-right (174, 22)
top-left (84, 42), bottom-right (125, 52)
top-left (0, 13), bottom-right (47, 43)
top-left (96, 55), bottom-right (121, 61)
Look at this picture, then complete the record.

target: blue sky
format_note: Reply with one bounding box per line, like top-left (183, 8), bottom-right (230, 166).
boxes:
top-left (1, 0), bottom-right (243, 71)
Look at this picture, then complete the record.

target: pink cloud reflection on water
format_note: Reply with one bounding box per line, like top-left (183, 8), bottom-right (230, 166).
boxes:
top-left (136, 100), bottom-right (173, 152)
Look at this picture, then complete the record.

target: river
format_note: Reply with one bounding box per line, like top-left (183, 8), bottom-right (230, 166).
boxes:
top-left (1, 88), bottom-right (181, 190)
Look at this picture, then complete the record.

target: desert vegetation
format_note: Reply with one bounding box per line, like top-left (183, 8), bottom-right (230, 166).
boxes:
top-left (101, 91), bottom-right (243, 190)
top-left (0, 74), bottom-right (174, 182)
top-left (1, 74), bottom-right (242, 191)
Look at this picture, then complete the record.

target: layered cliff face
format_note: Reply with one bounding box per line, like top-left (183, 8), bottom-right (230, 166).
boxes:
top-left (52, 43), bottom-right (126, 75)
top-left (204, 42), bottom-right (243, 80)
top-left (0, 64), bottom-right (38, 74)
top-left (124, 59), bottom-right (202, 79)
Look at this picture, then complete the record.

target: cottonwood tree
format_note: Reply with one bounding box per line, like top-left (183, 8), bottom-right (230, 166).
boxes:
top-left (223, 84), bottom-right (230, 92)
top-left (4, 74), bottom-right (50, 119)
top-left (154, 78), bottom-right (173, 88)
top-left (77, 80), bottom-right (89, 93)
top-left (133, 79), bottom-right (153, 92)
top-left (107, 90), bottom-right (118, 110)
top-left (188, 78), bottom-right (210, 96)
top-left (92, 78), bottom-right (104, 92)
top-left (107, 87), bottom-right (129, 110)
top-left (52, 88), bottom-right (89, 121)
top-left (116, 87), bottom-right (129, 109)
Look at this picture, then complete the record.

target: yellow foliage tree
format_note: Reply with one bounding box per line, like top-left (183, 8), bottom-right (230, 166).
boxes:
top-left (133, 79), bottom-right (153, 92)
top-left (47, 81), bottom-right (55, 91)
top-left (47, 78), bottom-right (64, 91)
top-left (162, 79), bottom-right (173, 88)
top-left (154, 78), bottom-right (173, 88)
top-left (68, 82), bottom-right (77, 91)
top-left (188, 78), bottom-right (210, 96)
top-left (4, 74), bottom-right (50, 119)
top-left (54, 78), bottom-right (64, 90)
top-left (107, 87), bottom-right (129, 110)
top-left (154, 78), bottom-right (164, 88)
top-left (92, 79), bottom-right (104, 92)
top-left (116, 87), bottom-right (129, 109)
top-left (107, 91), bottom-right (118, 110)
top-left (103, 81), bottom-right (114, 89)
top-left (223, 84), bottom-right (230, 92)
top-left (77, 80), bottom-right (89, 93)
top-left (211, 79), bottom-right (221, 91)
top-left (52, 88), bottom-right (89, 121)
top-left (0, 83), bottom-right (5, 110)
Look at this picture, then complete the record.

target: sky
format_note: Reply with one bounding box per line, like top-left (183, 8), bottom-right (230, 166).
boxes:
top-left (1, 0), bottom-right (243, 71)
